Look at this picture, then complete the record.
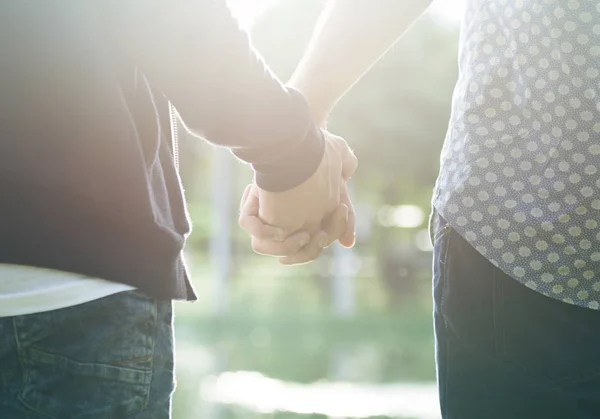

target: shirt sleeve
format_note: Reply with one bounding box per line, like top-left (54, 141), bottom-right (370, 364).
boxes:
top-left (99, 0), bottom-right (324, 192)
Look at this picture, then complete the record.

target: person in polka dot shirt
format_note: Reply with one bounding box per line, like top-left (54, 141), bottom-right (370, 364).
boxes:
top-left (259, 0), bottom-right (600, 416)
top-left (434, 0), bottom-right (600, 311)
top-left (428, 0), bottom-right (600, 415)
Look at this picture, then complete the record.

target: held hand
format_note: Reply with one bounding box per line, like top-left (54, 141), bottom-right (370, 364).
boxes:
top-left (257, 131), bottom-right (356, 233)
top-left (238, 184), bottom-right (312, 256)
top-left (238, 131), bottom-right (358, 264)
top-left (239, 184), bottom-right (353, 264)
top-left (277, 167), bottom-right (358, 265)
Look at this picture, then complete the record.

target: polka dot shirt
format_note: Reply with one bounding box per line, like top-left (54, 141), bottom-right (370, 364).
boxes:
top-left (433, 0), bottom-right (600, 309)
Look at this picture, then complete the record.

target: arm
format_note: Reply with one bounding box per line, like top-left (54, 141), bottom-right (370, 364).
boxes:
top-left (100, 0), bottom-right (323, 192)
top-left (288, 0), bottom-right (432, 126)
top-left (100, 0), bottom-right (356, 262)
top-left (264, 0), bottom-right (431, 262)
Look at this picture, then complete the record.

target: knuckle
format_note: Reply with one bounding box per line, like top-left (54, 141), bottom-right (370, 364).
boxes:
top-left (283, 242), bottom-right (301, 256)
top-left (251, 238), bottom-right (264, 254)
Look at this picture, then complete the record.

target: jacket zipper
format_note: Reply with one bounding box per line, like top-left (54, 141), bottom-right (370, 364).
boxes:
top-left (169, 102), bottom-right (180, 171)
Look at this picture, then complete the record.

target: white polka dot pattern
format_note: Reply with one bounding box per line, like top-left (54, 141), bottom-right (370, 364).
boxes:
top-left (433, 0), bottom-right (600, 309)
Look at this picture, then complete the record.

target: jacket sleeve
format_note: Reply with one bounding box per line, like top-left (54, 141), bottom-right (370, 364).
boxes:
top-left (100, 0), bottom-right (324, 192)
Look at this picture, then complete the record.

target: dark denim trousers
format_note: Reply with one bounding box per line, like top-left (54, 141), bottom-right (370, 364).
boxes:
top-left (431, 210), bottom-right (600, 418)
top-left (0, 290), bottom-right (174, 419)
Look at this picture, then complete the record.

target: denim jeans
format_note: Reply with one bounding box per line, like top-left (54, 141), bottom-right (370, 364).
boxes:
top-left (0, 290), bottom-right (174, 419)
top-left (431, 210), bottom-right (600, 418)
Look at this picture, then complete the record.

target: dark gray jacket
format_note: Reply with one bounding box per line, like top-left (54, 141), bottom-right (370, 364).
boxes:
top-left (0, 1), bottom-right (323, 300)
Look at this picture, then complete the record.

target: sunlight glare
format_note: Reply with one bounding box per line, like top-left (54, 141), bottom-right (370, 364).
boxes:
top-left (429, 0), bottom-right (466, 24)
top-left (227, 0), bottom-right (277, 29)
top-left (229, 0), bottom-right (466, 29)
top-left (201, 371), bottom-right (441, 419)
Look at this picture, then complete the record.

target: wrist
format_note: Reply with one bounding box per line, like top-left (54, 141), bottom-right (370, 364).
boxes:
top-left (253, 89), bottom-right (326, 192)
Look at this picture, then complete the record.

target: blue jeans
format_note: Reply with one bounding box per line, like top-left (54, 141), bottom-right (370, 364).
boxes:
top-left (431, 210), bottom-right (600, 418)
top-left (0, 290), bottom-right (174, 419)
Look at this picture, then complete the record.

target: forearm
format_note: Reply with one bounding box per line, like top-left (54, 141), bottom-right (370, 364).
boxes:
top-left (100, 0), bottom-right (323, 192)
top-left (289, 0), bottom-right (431, 125)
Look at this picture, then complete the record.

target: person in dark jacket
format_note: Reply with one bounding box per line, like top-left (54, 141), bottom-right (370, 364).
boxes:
top-left (0, 1), bottom-right (356, 417)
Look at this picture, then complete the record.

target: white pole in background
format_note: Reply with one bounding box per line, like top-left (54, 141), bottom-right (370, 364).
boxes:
top-left (332, 243), bottom-right (356, 318)
top-left (330, 184), bottom-right (357, 419)
top-left (209, 147), bottom-right (232, 316)
top-left (332, 182), bottom-right (357, 317)
top-left (206, 148), bottom-right (233, 419)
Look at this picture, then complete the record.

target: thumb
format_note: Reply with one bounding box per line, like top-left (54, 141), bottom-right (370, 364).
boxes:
top-left (326, 132), bottom-right (358, 181)
top-left (239, 184), bottom-right (254, 214)
top-left (337, 184), bottom-right (356, 248)
top-left (341, 146), bottom-right (358, 181)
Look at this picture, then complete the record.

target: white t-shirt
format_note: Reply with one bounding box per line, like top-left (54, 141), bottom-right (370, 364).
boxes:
top-left (0, 264), bottom-right (135, 317)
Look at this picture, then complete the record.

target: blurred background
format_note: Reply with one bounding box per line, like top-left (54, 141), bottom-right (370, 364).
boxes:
top-left (172, 1), bottom-right (462, 418)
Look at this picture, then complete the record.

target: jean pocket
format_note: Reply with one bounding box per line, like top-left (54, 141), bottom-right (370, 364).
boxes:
top-left (15, 291), bottom-right (157, 419)
top-left (19, 348), bottom-right (152, 419)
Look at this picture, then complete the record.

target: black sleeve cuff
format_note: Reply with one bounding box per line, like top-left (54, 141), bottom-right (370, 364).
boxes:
top-left (253, 120), bottom-right (325, 192)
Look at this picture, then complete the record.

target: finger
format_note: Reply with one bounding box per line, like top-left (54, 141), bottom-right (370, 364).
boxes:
top-left (328, 132), bottom-right (358, 180)
top-left (240, 184), bottom-right (258, 217)
top-left (238, 188), bottom-right (286, 240)
top-left (239, 184), bottom-right (253, 210)
top-left (251, 231), bottom-right (311, 257)
top-left (278, 231), bottom-right (327, 265)
top-left (342, 149), bottom-right (358, 181)
top-left (320, 203), bottom-right (349, 248)
top-left (338, 187), bottom-right (356, 248)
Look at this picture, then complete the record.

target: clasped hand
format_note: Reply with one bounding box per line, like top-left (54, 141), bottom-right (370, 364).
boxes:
top-left (238, 130), bottom-right (358, 264)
